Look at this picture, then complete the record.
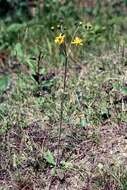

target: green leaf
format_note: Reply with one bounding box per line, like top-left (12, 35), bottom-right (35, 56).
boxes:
top-left (26, 57), bottom-right (36, 73)
top-left (0, 75), bottom-right (10, 93)
top-left (80, 118), bottom-right (88, 128)
top-left (121, 87), bottom-right (127, 95)
top-left (13, 43), bottom-right (24, 59)
top-left (44, 150), bottom-right (56, 166)
top-left (61, 160), bottom-right (73, 169)
top-left (112, 82), bottom-right (121, 91)
top-left (7, 23), bottom-right (24, 33)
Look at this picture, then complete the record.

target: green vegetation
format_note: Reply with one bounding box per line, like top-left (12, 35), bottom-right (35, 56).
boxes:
top-left (0, 0), bottom-right (127, 189)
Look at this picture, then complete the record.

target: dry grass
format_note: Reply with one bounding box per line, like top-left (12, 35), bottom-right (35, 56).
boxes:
top-left (0, 46), bottom-right (127, 189)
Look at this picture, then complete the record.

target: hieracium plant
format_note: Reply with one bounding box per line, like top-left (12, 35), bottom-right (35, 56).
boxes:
top-left (53, 22), bottom-right (84, 167)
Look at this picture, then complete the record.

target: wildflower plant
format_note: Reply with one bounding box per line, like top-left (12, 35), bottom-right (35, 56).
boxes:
top-left (53, 22), bottom-right (84, 168)
top-left (51, 21), bottom-right (98, 173)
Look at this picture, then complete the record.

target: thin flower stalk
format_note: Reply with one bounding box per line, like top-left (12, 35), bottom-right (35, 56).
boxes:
top-left (56, 45), bottom-right (68, 167)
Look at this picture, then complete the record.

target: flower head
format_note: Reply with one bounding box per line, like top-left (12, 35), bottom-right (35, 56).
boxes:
top-left (55, 33), bottom-right (65, 45)
top-left (71, 37), bottom-right (83, 46)
top-left (85, 23), bottom-right (92, 30)
top-left (51, 26), bottom-right (55, 31)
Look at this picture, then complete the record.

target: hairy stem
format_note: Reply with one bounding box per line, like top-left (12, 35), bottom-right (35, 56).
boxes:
top-left (56, 46), bottom-right (68, 167)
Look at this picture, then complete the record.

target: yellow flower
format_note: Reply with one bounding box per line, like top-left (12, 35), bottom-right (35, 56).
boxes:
top-left (71, 37), bottom-right (83, 46)
top-left (55, 33), bottom-right (65, 45)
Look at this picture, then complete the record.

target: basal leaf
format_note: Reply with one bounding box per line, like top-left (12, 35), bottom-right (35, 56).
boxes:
top-left (0, 75), bottom-right (10, 93)
top-left (44, 150), bottom-right (56, 166)
top-left (121, 87), bottom-right (127, 95)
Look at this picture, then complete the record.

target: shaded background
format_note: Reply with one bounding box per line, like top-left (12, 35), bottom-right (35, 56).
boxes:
top-left (0, 0), bottom-right (127, 22)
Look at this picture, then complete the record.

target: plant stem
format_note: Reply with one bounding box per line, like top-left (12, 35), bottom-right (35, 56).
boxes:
top-left (56, 45), bottom-right (68, 167)
top-left (36, 51), bottom-right (42, 84)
